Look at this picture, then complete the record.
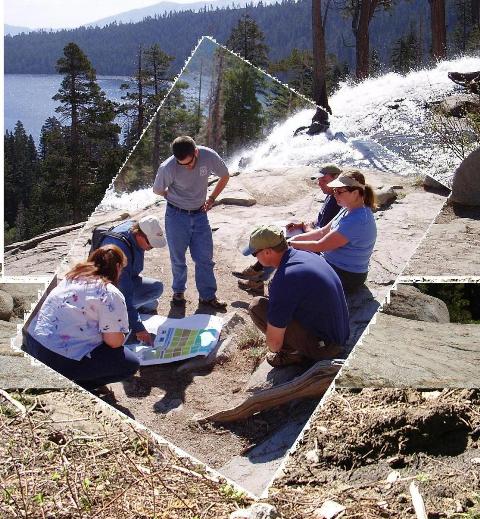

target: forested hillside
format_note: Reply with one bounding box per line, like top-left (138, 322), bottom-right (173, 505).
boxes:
top-left (4, 0), bottom-right (463, 76)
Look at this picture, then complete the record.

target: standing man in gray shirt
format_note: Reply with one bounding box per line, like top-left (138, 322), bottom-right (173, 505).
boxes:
top-left (153, 136), bottom-right (229, 310)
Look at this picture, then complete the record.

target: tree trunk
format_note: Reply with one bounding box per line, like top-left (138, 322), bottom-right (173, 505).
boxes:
top-left (312, 0), bottom-right (331, 113)
top-left (137, 45), bottom-right (144, 141)
top-left (207, 52), bottom-right (224, 151)
top-left (429, 0), bottom-right (447, 60)
top-left (70, 73), bottom-right (81, 222)
top-left (472, 0), bottom-right (480, 27)
top-left (353, 0), bottom-right (378, 80)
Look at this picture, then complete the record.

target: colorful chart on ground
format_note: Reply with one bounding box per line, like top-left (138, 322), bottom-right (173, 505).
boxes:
top-left (127, 314), bottom-right (223, 365)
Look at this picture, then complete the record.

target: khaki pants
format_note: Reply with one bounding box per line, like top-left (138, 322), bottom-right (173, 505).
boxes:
top-left (248, 296), bottom-right (343, 361)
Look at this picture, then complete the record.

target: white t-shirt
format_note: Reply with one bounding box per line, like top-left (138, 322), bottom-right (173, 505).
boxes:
top-left (29, 278), bottom-right (129, 361)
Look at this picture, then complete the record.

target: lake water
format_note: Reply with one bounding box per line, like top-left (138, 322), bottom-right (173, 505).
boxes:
top-left (4, 74), bottom-right (129, 143)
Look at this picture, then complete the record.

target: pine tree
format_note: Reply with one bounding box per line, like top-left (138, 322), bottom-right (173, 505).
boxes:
top-left (391, 25), bottom-right (420, 74)
top-left (53, 42), bottom-right (122, 223)
top-left (3, 121), bottom-right (39, 242)
top-left (120, 44), bottom-right (173, 155)
top-left (226, 14), bottom-right (269, 68)
top-left (223, 62), bottom-right (264, 154)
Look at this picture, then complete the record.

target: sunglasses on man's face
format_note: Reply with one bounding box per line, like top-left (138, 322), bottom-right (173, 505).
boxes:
top-left (176, 154), bottom-right (196, 166)
top-left (252, 248), bottom-right (266, 257)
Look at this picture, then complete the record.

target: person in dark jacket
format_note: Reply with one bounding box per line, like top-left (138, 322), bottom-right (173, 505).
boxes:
top-left (233, 164), bottom-right (342, 295)
top-left (101, 215), bottom-right (166, 345)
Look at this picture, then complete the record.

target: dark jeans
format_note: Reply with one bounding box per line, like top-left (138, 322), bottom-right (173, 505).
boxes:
top-left (248, 296), bottom-right (342, 361)
top-left (327, 262), bottom-right (367, 293)
top-left (24, 333), bottom-right (140, 390)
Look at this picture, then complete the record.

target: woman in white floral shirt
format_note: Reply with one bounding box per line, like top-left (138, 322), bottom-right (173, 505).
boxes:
top-left (25, 245), bottom-right (140, 391)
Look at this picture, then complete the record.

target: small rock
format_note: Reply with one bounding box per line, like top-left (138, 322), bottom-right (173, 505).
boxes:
top-left (0, 290), bottom-right (14, 321)
top-left (470, 457), bottom-right (480, 465)
top-left (398, 494), bottom-right (408, 504)
top-left (313, 499), bottom-right (346, 519)
top-left (229, 503), bottom-right (278, 519)
top-left (386, 470), bottom-right (400, 484)
top-left (375, 187), bottom-right (397, 208)
top-left (423, 174), bottom-right (449, 192)
top-left (304, 449), bottom-right (320, 464)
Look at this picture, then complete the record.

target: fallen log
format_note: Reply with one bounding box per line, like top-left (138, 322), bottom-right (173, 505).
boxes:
top-left (201, 359), bottom-right (342, 422)
top-left (4, 222), bottom-right (85, 255)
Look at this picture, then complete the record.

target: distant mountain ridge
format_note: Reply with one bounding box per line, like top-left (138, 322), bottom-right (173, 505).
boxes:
top-left (87, 0), bottom-right (277, 26)
top-left (4, 24), bottom-right (36, 36)
top-left (5, 0), bottom-right (459, 76)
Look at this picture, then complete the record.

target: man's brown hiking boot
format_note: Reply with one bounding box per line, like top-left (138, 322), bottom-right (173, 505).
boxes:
top-left (232, 265), bottom-right (264, 281)
top-left (238, 279), bottom-right (265, 296)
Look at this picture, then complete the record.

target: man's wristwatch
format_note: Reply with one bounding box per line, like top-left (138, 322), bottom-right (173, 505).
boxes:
top-left (208, 196), bottom-right (216, 203)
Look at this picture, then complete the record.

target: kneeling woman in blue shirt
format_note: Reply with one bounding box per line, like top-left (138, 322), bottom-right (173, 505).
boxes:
top-left (289, 170), bottom-right (377, 293)
top-left (24, 245), bottom-right (140, 390)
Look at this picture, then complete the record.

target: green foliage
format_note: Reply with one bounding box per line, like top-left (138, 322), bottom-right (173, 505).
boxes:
top-left (114, 80), bottom-right (199, 192)
top-left (222, 62), bottom-right (264, 154)
top-left (226, 14), bottom-right (269, 68)
top-left (4, 43), bottom-right (126, 244)
top-left (415, 284), bottom-right (480, 323)
top-left (391, 24), bottom-right (421, 74)
top-left (452, 0), bottom-right (480, 54)
top-left (219, 483), bottom-right (247, 505)
top-left (120, 44), bottom-right (174, 152)
top-left (270, 48), bottom-right (349, 100)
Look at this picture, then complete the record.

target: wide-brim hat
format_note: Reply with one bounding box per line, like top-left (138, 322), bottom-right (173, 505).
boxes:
top-left (139, 215), bottom-right (166, 248)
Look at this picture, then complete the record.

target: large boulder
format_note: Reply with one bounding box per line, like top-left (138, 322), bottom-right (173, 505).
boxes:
top-left (450, 146), bottom-right (480, 206)
top-left (0, 290), bottom-right (14, 321)
top-left (383, 285), bottom-right (450, 323)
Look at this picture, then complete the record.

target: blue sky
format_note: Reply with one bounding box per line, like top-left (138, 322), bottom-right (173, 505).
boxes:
top-left (4, 0), bottom-right (203, 29)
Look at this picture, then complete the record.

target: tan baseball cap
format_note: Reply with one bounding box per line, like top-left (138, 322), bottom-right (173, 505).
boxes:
top-left (139, 215), bottom-right (166, 248)
top-left (249, 225), bottom-right (287, 255)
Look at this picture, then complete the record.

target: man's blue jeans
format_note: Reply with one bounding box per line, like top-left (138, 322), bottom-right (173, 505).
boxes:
top-left (165, 204), bottom-right (217, 300)
top-left (132, 276), bottom-right (164, 312)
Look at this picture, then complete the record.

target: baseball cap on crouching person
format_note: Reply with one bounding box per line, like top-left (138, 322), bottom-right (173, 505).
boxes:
top-left (138, 216), bottom-right (166, 248)
top-left (311, 164), bottom-right (342, 181)
top-left (249, 225), bottom-right (287, 256)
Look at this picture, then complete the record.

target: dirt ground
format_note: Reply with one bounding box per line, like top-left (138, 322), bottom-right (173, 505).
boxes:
top-left (269, 388), bottom-right (480, 518)
top-left (108, 320), bottom-right (317, 469)
top-left (2, 387), bottom-right (478, 518)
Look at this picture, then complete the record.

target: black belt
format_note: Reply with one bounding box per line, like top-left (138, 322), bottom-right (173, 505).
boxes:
top-left (167, 202), bottom-right (204, 214)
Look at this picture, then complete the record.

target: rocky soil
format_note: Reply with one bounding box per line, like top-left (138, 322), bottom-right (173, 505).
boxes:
top-left (269, 388), bottom-right (480, 518)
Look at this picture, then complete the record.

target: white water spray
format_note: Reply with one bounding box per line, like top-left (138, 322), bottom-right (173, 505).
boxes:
top-left (101, 55), bottom-right (480, 211)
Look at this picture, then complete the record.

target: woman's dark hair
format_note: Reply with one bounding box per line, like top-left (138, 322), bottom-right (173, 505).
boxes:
top-left (66, 245), bottom-right (127, 285)
top-left (345, 170), bottom-right (377, 210)
top-left (171, 136), bottom-right (196, 160)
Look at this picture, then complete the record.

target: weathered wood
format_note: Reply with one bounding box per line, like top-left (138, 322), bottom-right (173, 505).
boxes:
top-left (201, 360), bottom-right (341, 422)
top-left (4, 222), bottom-right (85, 255)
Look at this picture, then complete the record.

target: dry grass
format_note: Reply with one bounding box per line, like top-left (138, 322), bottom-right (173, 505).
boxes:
top-left (0, 390), bottom-right (250, 519)
top-left (236, 325), bottom-right (267, 372)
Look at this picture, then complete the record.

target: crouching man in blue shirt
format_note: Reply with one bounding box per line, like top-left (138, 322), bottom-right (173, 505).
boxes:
top-left (101, 215), bottom-right (166, 345)
top-left (248, 225), bottom-right (349, 367)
